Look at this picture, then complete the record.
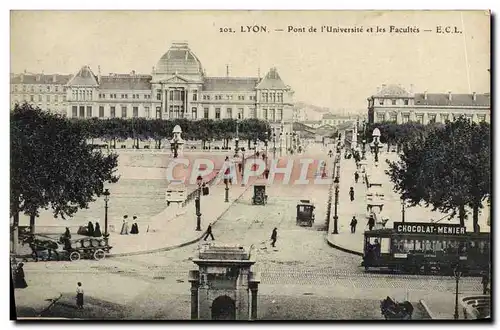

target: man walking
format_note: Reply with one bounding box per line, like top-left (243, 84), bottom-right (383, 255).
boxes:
top-left (350, 216), bottom-right (358, 233)
top-left (368, 215), bottom-right (375, 231)
top-left (354, 171), bottom-right (359, 184)
top-left (270, 228), bottom-right (278, 248)
top-left (349, 187), bottom-right (355, 202)
top-left (76, 282), bottom-right (84, 309)
top-left (203, 223), bottom-right (215, 241)
top-left (482, 272), bottom-right (490, 295)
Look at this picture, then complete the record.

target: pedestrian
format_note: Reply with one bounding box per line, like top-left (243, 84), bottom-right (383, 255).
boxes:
top-left (354, 171), bottom-right (359, 184)
top-left (349, 187), bottom-right (355, 202)
top-left (368, 215), bottom-right (375, 231)
top-left (120, 215), bottom-right (129, 235)
top-left (350, 216), bottom-right (358, 233)
top-left (87, 221), bottom-right (94, 237)
top-left (481, 272), bottom-right (489, 295)
top-left (76, 282), bottom-right (84, 309)
top-left (203, 223), bottom-right (215, 241)
top-left (94, 222), bottom-right (102, 237)
top-left (132, 216), bottom-right (139, 234)
top-left (14, 263), bottom-right (28, 289)
top-left (270, 227), bottom-right (278, 247)
top-left (64, 227), bottom-right (72, 240)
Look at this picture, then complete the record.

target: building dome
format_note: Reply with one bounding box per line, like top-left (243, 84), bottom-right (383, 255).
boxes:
top-left (155, 42), bottom-right (203, 76)
top-left (375, 84), bottom-right (410, 97)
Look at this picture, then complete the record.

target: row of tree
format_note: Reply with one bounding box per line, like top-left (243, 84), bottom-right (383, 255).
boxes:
top-left (11, 104), bottom-right (120, 252)
top-left (72, 117), bottom-right (271, 149)
top-left (358, 121), bottom-right (432, 152)
top-left (386, 116), bottom-right (490, 232)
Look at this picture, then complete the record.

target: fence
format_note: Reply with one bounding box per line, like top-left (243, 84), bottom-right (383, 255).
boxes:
top-left (324, 155), bottom-right (339, 231)
top-left (180, 170), bottom-right (220, 207)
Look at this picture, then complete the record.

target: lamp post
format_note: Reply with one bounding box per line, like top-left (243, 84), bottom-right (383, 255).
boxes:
top-left (103, 189), bottom-right (110, 237)
top-left (362, 120), bottom-right (367, 160)
top-left (332, 176), bottom-right (339, 234)
top-left (195, 176), bottom-right (202, 231)
top-left (374, 139), bottom-right (380, 163)
top-left (241, 149), bottom-right (246, 186)
top-left (401, 197), bottom-right (406, 223)
top-left (454, 265), bottom-right (462, 320)
top-left (362, 139), bottom-right (366, 160)
top-left (224, 178), bottom-right (230, 203)
top-left (253, 139), bottom-right (257, 156)
top-left (285, 132), bottom-right (289, 153)
top-left (173, 139), bottom-right (179, 158)
top-left (235, 119), bottom-right (239, 153)
top-left (279, 132), bottom-right (283, 156)
top-left (272, 133), bottom-right (276, 159)
top-left (264, 139), bottom-right (268, 160)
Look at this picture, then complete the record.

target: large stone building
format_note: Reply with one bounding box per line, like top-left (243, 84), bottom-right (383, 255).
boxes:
top-left (367, 84), bottom-right (491, 125)
top-left (10, 42), bottom-right (295, 131)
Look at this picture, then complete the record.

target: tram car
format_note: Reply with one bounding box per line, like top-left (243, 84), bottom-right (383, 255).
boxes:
top-left (362, 222), bottom-right (490, 275)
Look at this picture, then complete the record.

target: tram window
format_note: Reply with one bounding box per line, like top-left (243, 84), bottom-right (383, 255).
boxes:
top-left (380, 238), bottom-right (390, 254)
top-left (403, 239), bottom-right (414, 253)
top-left (414, 240), bottom-right (423, 252)
top-left (424, 240), bottom-right (433, 252)
top-left (392, 239), bottom-right (405, 253)
top-left (447, 241), bottom-right (458, 253)
top-left (434, 240), bottom-right (444, 252)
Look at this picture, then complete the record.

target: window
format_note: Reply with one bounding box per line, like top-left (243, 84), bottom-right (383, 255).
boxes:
top-left (46, 86), bottom-right (50, 92)
top-left (226, 108), bottom-right (232, 119)
top-left (428, 114), bottom-right (436, 123)
top-left (72, 106), bottom-right (78, 117)
top-left (156, 107), bottom-right (161, 119)
top-left (277, 92), bottom-right (283, 103)
top-left (192, 107), bottom-right (197, 119)
top-left (263, 108), bottom-right (268, 120)
top-left (402, 114), bottom-right (410, 123)
top-left (63, 95), bottom-right (66, 102)
top-left (226, 95), bottom-right (233, 100)
top-left (249, 95), bottom-right (255, 101)
top-left (416, 114), bottom-right (424, 124)
top-left (30, 95), bottom-right (34, 102)
top-left (390, 113), bottom-right (397, 123)
top-left (238, 95), bottom-right (245, 101)
top-left (132, 94), bottom-right (136, 99)
top-left (133, 107), bottom-right (139, 118)
top-left (271, 93), bottom-right (276, 103)
top-left (478, 115), bottom-right (486, 122)
top-left (270, 109), bottom-right (275, 121)
top-left (193, 91), bottom-right (198, 101)
top-left (215, 108), bottom-right (221, 119)
top-left (121, 106), bottom-right (127, 118)
top-left (54, 95), bottom-right (58, 103)
top-left (204, 108), bottom-right (209, 119)
top-left (404, 99), bottom-right (409, 105)
top-left (79, 106), bottom-right (85, 118)
top-left (250, 107), bottom-right (256, 118)
top-left (379, 99), bottom-right (384, 105)
top-left (99, 106), bottom-right (104, 118)
top-left (277, 109), bottom-right (283, 121)
top-left (55, 86), bottom-right (59, 92)
top-left (377, 113), bottom-right (385, 122)
top-left (157, 92), bottom-right (162, 100)
top-left (110, 106), bottom-right (116, 118)
top-left (262, 92), bottom-right (268, 103)
top-left (145, 106), bottom-right (150, 118)
top-left (392, 99), bottom-right (397, 105)
top-left (203, 94), bottom-right (210, 100)
top-left (215, 95), bottom-right (222, 100)
top-left (238, 108), bottom-right (244, 119)
top-left (86, 106), bottom-right (93, 118)
top-left (38, 95), bottom-right (42, 102)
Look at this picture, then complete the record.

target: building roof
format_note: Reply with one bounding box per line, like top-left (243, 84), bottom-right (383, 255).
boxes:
top-left (414, 93), bottom-right (491, 107)
top-left (10, 73), bottom-right (72, 85)
top-left (322, 113), bottom-right (354, 120)
top-left (202, 77), bottom-right (259, 92)
top-left (155, 42), bottom-right (203, 76)
top-left (256, 67), bottom-right (288, 90)
top-left (375, 84), bottom-right (411, 97)
top-left (67, 66), bottom-right (99, 87)
top-left (99, 74), bottom-right (152, 90)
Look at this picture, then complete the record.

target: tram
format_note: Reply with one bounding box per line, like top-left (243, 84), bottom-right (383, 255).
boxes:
top-left (362, 222), bottom-right (490, 275)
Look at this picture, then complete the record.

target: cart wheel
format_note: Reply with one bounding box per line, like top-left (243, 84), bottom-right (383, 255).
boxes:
top-left (69, 251), bottom-right (81, 261)
top-left (93, 249), bottom-right (106, 261)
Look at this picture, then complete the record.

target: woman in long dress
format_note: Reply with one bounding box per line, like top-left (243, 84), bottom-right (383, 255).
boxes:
top-left (14, 263), bottom-right (28, 288)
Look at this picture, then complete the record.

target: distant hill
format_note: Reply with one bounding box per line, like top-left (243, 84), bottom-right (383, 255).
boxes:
top-left (294, 102), bottom-right (331, 113)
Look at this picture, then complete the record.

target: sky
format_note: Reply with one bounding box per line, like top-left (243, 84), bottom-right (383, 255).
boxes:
top-left (10, 10), bottom-right (490, 112)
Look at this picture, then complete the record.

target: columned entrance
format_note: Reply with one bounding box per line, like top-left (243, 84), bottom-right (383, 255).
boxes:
top-left (211, 295), bottom-right (236, 320)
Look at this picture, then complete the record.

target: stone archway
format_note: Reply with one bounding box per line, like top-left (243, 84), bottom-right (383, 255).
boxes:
top-left (211, 295), bottom-right (236, 320)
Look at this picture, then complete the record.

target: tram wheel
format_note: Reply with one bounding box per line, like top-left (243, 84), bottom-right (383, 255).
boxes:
top-left (93, 249), bottom-right (106, 261)
top-left (69, 251), bottom-right (81, 261)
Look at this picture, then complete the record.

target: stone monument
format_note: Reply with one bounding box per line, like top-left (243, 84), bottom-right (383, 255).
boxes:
top-left (165, 125), bottom-right (187, 206)
top-left (188, 244), bottom-right (260, 320)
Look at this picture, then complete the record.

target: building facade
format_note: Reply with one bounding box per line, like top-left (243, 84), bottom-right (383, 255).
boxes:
top-left (321, 113), bottom-right (356, 127)
top-left (10, 72), bottom-right (72, 115)
top-left (367, 84), bottom-right (491, 125)
top-left (10, 42), bottom-right (295, 128)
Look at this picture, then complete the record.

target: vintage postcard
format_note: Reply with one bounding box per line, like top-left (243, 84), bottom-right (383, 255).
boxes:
top-left (10, 10), bottom-right (491, 321)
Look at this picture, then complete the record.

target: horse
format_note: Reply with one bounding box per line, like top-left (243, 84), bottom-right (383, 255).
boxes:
top-left (380, 296), bottom-right (414, 320)
top-left (22, 235), bottom-right (61, 261)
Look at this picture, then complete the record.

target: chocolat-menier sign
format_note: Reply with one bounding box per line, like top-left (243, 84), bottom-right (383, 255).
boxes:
top-left (393, 222), bottom-right (466, 235)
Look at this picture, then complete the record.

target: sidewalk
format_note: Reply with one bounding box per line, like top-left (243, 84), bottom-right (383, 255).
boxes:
top-left (419, 291), bottom-right (488, 320)
top-left (107, 181), bottom-right (252, 256)
top-left (327, 154), bottom-right (368, 255)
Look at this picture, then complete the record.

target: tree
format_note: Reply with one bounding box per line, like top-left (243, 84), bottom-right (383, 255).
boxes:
top-left (10, 104), bottom-right (119, 252)
top-left (386, 116), bottom-right (490, 231)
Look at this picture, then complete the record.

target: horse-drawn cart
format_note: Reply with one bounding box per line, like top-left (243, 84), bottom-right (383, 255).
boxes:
top-left (22, 234), bottom-right (112, 262)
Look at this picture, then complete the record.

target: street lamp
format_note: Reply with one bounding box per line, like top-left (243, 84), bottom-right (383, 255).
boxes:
top-left (279, 132), bottom-right (283, 156)
top-left (264, 139), bottom-right (268, 160)
top-left (253, 139), bottom-right (257, 155)
top-left (401, 197), bottom-right (406, 223)
top-left (454, 265), bottom-right (463, 320)
top-left (103, 189), bottom-right (110, 237)
top-left (195, 176), bottom-right (202, 231)
top-left (235, 119), bottom-right (240, 153)
top-left (224, 178), bottom-right (230, 203)
top-left (362, 139), bottom-right (366, 160)
top-left (332, 176), bottom-right (339, 234)
top-left (285, 132), bottom-right (289, 153)
top-left (172, 139), bottom-right (179, 158)
top-left (272, 133), bottom-right (276, 159)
